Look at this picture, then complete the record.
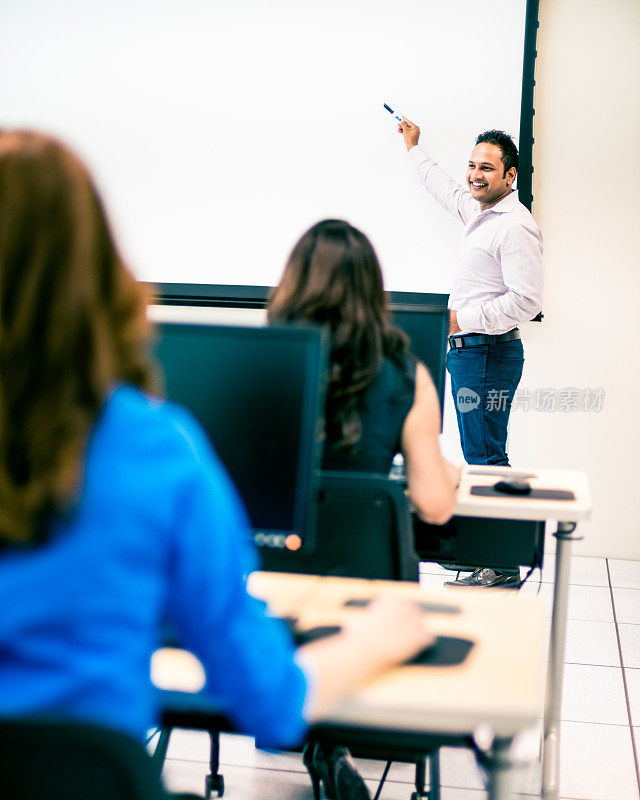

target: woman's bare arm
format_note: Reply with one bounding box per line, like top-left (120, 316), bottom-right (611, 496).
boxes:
top-left (401, 362), bottom-right (460, 525)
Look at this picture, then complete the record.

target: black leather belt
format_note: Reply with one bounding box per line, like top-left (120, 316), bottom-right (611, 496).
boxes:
top-left (448, 329), bottom-right (521, 349)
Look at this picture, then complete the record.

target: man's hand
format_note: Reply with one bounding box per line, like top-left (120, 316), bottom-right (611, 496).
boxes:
top-left (449, 310), bottom-right (461, 335)
top-left (398, 117), bottom-right (420, 151)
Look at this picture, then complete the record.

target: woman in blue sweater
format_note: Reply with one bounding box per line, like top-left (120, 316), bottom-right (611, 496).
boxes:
top-left (0, 131), bottom-right (432, 752)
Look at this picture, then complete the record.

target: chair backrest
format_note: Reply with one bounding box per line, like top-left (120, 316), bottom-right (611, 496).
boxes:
top-left (260, 471), bottom-right (419, 581)
top-left (0, 717), bottom-right (168, 800)
top-left (413, 514), bottom-right (545, 571)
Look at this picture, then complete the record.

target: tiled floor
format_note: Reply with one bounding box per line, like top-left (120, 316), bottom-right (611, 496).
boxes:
top-left (160, 557), bottom-right (640, 800)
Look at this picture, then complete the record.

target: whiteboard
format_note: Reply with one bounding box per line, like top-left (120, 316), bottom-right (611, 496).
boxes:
top-left (1, 0), bottom-right (526, 293)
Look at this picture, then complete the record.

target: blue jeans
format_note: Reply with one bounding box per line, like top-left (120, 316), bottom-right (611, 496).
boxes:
top-left (446, 339), bottom-right (524, 466)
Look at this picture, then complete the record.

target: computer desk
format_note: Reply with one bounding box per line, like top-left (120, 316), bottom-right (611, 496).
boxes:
top-left (454, 465), bottom-right (592, 800)
top-left (153, 466), bottom-right (590, 800)
top-left (153, 573), bottom-right (545, 800)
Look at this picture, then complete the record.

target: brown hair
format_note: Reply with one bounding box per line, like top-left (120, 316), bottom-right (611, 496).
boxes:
top-left (0, 130), bottom-right (156, 545)
top-left (268, 219), bottom-right (408, 452)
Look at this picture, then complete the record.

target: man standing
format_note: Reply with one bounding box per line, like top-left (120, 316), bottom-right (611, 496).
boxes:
top-left (398, 118), bottom-right (543, 588)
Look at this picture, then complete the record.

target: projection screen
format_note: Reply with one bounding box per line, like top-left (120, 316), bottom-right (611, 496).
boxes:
top-left (1, 0), bottom-right (533, 296)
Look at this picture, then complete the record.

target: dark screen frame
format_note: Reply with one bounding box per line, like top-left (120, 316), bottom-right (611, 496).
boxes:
top-left (154, 321), bottom-right (326, 555)
top-left (518, 0), bottom-right (540, 212)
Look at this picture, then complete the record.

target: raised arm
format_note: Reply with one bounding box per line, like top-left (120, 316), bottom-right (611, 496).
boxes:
top-left (398, 117), bottom-right (477, 224)
top-left (401, 362), bottom-right (460, 525)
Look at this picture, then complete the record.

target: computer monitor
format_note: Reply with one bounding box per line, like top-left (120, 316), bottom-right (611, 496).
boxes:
top-left (387, 292), bottom-right (449, 419)
top-left (153, 322), bottom-right (326, 554)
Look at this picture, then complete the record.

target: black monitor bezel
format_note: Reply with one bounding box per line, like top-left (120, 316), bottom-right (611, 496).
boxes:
top-left (153, 320), bottom-right (326, 554)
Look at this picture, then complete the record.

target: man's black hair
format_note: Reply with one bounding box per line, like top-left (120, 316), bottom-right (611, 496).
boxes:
top-left (475, 130), bottom-right (518, 176)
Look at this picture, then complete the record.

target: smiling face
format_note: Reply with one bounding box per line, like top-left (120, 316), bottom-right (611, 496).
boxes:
top-left (467, 142), bottom-right (516, 209)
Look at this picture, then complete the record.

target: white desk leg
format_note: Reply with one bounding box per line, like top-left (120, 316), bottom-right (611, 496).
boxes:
top-left (541, 521), bottom-right (580, 800)
top-left (487, 737), bottom-right (514, 800)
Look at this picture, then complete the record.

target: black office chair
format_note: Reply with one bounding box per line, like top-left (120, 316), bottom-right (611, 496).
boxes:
top-left (0, 716), bottom-right (187, 800)
top-left (260, 470), bottom-right (420, 581)
top-left (152, 699), bottom-right (229, 800)
top-left (263, 471), bottom-right (439, 800)
top-left (414, 514), bottom-right (545, 581)
top-left (310, 472), bottom-right (438, 800)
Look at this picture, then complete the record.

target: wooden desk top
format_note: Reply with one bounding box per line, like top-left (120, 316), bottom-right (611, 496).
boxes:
top-left (455, 465), bottom-right (592, 522)
top-left (153, 572), bottom-right (545, 739)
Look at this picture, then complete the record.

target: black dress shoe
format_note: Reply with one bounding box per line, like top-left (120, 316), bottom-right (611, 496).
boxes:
top-left (444, 567), bottom-right (521, 589)
top-left (303, 743), bottom-right (371, 800)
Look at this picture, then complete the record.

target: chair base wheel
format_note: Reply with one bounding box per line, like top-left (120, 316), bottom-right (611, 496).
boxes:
top-left (205, 773), bottom-right (224, 798)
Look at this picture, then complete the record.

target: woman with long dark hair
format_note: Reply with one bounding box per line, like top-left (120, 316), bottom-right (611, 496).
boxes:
top-left (269, 218), bottom-right (459, 524)
top-left (269, 220), bottom-right (460, 800)
top-left (0, 132), bottom-right (432, 751)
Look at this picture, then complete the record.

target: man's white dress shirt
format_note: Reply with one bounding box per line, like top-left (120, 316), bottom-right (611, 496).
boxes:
top-left (409, 146), bottom-right (543, 336)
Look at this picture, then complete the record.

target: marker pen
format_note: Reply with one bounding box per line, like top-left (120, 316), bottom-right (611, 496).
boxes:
top-left (383, 103), bottom-right (403, 123)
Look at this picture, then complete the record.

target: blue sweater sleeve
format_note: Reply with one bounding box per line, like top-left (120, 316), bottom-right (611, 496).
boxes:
top-left (162, 412), bottom-right (308, 748)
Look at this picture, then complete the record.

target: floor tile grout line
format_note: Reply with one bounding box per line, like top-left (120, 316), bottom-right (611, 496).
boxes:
top-left (535, 717), bottom-right (632, 727)
top-left (606, 557), bottom-right (640, 798)
top-left (164, 756), bottom-right (536, 794)
top-left (560, 664), bottom-right (625, 670)
top-left (163, 750), bottom-right (497, 788)
top-left (164, 758), bottom-right (313, 777)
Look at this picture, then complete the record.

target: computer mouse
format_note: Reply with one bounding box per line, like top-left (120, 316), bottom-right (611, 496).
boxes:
top-left (493, 478), bottom-right (532, 495)
top-left (408, 636), bottom-right (475, 666)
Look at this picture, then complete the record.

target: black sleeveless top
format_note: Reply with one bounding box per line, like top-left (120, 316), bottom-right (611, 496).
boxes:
top-left (322, 355), bottom-right (417, 474)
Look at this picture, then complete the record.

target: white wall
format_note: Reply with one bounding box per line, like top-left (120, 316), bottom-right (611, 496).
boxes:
top-left (505, 0), bottom-right (640, 559)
